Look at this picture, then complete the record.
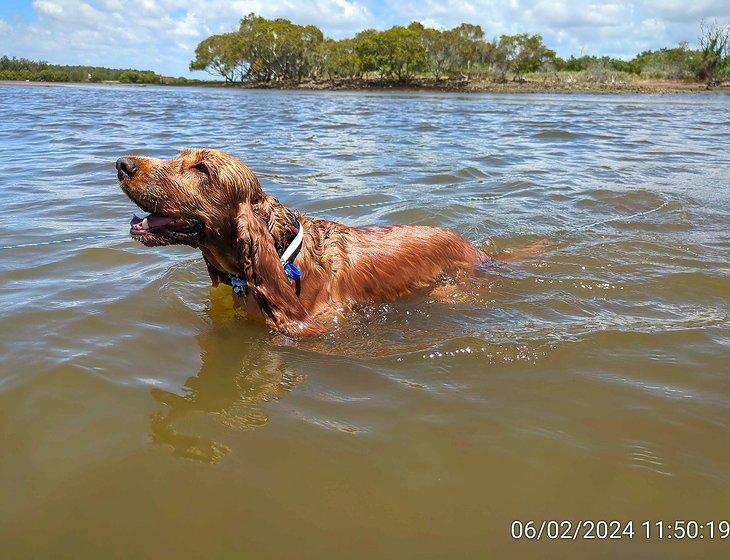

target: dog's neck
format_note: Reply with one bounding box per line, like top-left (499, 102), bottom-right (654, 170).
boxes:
top-left (200, 194), bottom-right (304, 284)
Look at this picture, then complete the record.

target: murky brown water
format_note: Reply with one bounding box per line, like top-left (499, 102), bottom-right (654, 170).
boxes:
top-left (1, 83), bottom-right (728, 558)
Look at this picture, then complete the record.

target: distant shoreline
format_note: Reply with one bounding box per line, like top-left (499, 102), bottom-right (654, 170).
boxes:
top-left (1, 78), bottom-right (727, 95)
top-left (0, 80), bottom-right (216, 89)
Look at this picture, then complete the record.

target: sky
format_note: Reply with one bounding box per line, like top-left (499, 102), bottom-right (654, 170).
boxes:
top-left (0, 0), bottom-right (728, 78)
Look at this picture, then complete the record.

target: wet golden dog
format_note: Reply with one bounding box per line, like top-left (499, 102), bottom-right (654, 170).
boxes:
top-left (117, 148), bottom-right (494, 336)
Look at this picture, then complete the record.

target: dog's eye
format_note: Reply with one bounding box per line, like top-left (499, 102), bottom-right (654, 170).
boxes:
top-left (193, 163), bottom-right (209, 176)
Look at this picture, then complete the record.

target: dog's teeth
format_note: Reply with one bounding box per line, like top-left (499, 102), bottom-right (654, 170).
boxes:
top-left (141, 218), bottom-right (149, 230)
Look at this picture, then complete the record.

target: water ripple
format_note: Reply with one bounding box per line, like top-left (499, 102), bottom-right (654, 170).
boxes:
top-left (0, 84), bottom-right (728, 502)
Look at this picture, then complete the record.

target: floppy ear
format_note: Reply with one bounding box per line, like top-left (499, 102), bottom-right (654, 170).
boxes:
top-left (235, 202), bottom-right (326, 337)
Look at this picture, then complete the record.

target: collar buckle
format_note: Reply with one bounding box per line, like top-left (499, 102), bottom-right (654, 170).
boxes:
top-left (283, 261), bottom-right (301, 280)
top-left (231, 275), bottom-right (247, 297)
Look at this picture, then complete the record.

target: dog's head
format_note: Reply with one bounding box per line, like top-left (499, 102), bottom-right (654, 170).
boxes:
top-left (117, 148), bottom-right (263, 248)
top-left (117, 148), bottom-right (326, 337)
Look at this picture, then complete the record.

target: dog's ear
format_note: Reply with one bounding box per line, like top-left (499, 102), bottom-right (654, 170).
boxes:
top-left (235, 202), bottom-right (326, 337)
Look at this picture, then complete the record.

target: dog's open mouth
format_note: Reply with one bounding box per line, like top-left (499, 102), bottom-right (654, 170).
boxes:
top-left (130, 213), bottom-right (203, 247)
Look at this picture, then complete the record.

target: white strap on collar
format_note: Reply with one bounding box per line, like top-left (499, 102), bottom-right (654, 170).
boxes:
top-left (279, 221), bottom-right (303, 264)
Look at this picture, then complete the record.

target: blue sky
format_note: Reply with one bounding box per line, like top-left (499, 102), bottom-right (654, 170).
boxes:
top-left (1, 1), bottom-right (728, 77)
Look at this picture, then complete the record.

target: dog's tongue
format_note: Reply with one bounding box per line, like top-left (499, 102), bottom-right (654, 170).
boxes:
top-left (130, 213), bottom-right (175, 230)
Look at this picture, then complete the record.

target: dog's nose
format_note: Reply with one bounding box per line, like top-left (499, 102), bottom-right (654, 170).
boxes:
top-left (116, 157), bottom-right (138, 180)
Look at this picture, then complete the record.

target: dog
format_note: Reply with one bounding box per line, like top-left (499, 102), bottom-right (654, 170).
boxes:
top-left (117, 148), bottom-right (502, 337)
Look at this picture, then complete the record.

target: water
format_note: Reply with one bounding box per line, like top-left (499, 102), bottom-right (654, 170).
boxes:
top-left (0, 83), bottom-right (728, 558)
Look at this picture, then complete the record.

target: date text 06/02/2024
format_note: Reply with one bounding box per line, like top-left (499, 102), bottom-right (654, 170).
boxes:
top-left (510, 520), bottom-right (730, 541)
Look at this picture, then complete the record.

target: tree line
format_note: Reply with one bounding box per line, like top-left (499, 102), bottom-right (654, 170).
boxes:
top-left (2, 17), bottom-right (727, 87)
top-left (0, 56), bottom-right (195, 84)
top-left (190, 14), bottom-right (730, 85)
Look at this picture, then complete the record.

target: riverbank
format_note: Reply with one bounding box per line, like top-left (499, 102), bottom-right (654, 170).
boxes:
top-left (2, 76), bottom-right (727, 94)
top-left (247, 75), bottom-right (729, 94)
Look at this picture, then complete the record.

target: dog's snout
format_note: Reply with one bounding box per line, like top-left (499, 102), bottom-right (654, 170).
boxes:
top-left (116, 157), bottom-right (138, 180)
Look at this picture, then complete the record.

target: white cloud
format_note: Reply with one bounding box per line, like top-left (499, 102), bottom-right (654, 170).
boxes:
top-left (523, 1), bottom-right (630, 29)
top-left (0, 0), bottom-right (728, 76)
top-left (642, 0), bottom-right (728, 22)
top-left (34, 1), bottom-right (64, 15)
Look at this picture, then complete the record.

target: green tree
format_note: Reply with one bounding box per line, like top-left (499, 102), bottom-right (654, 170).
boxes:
top-left (352, 29), bottom-right (385, 77)
top-left (319, 39), bottom-right (361, 80)
top-left (449, 23), bottom-right (486, 77)
top-left (496, 34), bottom-right (557, 77)
top-left (354, 25), bottom-right (426, 81)
top-left (383, 25), bottom-right (427, 80)
top-left (189, 33), bottom-right (247, 82)
top-left (412, 23), bottom-right (487, 79)
top-left (416, 26), bottom-right (451, 79)
top-left (238, 14), bottom-right (323, 82)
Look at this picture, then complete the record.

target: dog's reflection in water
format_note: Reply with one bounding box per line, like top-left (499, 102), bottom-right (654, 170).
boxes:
top-left (149, 290), bottom-right (304, 463)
